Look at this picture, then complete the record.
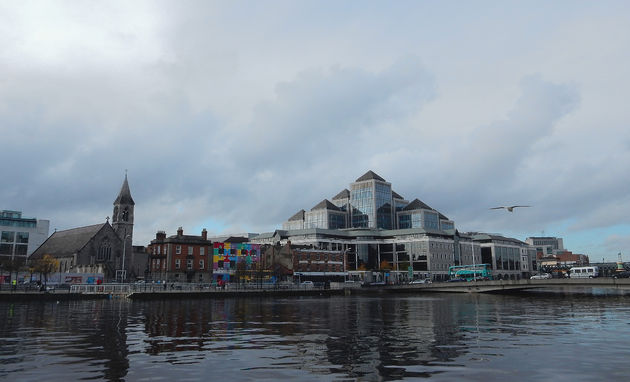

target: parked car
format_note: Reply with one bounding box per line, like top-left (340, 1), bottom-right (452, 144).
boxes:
top-left (530, 273), bottom-right (552, 280)
top-left (300, 281), bottom-right (314, 289)
top-left (409, 279), bottom-right (432, 284)
top-left (612, 271), bottom-right (630, 279)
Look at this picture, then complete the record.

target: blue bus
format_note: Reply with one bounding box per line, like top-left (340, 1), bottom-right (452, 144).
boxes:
top-left (448, 264), bottom-right (493, 281)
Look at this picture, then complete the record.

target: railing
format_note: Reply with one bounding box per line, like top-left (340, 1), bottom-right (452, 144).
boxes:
top-left (68, 282), bottom-right (328, 295)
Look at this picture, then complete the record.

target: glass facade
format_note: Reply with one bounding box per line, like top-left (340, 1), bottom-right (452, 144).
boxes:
top-left (424, 212), bottom-right (439, 230)
top-left (494, 246), bottom-right (521, 271)
top-left (351, 184), bottom-right (373, 228)
top-left (441, 221), bottom-right (454, 230)
top-left (328, 213), bottom-right (346, 229)
top-left (350, 181), bottom-right (394, 229)
top-left (375, 183), bottom-right (392, 229)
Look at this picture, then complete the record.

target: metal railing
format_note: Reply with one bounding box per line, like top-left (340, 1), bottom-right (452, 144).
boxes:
top-left (68, 282), bottom-right (327, 295)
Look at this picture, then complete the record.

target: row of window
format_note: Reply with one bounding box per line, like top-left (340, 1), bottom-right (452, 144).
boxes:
top-left (152, 245), bottom-right (209, 256)
top-left (0, 219), bottom-right (36, 228)
top-left (298, 253), bottom-right (344, 262)
top-left (174, 259), bottom-right (205, 270)
top-left (0, 243), bottom-right (28, 256)
top-left (1, 231), bottom-right (29, 243)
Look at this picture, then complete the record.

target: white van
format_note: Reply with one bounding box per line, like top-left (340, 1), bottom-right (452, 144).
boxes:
top-left (569, 266), bottom-right (599, 278)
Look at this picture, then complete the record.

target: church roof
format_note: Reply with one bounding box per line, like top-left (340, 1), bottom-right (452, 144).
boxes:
top-left (332, 189), bottom-right (350, 200)
top-left (30, 223), bottom-right (113, 260)
top-left (288, 209), bottom-right (306, 221)
top-left (311, 199), bottom-right (342, 211)
top-left (403, 198), bottom-right (434, 211)
top-left (114, 174), bottom-right (135, 205)
top-left (355, 170), bottom-right (386, 182)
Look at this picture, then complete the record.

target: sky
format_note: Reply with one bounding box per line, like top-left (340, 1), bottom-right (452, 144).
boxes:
top-left (1, 1), bottom-right (629, 262)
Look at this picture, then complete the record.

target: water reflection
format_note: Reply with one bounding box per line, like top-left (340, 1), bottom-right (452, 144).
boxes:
top-left (2, 293), bottom-right (630, 381)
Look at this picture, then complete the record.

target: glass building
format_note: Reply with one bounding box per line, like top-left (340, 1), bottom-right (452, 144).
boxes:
top-left (283, 171), bottom-right (455, 231)
top-left (0, 210), bottom-right (50, 264)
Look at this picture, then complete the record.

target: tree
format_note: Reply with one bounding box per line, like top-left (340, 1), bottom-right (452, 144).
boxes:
top-left (34, 254), bottom-right (59, 287)
top-left (379, 260), bottom-right (392, 270)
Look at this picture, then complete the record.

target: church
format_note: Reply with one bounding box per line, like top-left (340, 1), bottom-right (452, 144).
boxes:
top-left (30, 175), bottom-right (138, 282)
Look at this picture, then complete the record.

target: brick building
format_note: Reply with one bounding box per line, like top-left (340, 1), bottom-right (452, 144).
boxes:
top-left (147, 227), bottom-right (212, 283)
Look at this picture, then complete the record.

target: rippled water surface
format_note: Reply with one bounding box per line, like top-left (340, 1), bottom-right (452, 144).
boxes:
top-left (1, 293), bottom-right (630, 381)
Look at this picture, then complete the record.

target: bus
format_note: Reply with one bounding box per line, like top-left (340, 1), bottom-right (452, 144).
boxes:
top-left (569, 266), bottom-right (599, 278)
top-left (448, 264), bottom-right (493, 281)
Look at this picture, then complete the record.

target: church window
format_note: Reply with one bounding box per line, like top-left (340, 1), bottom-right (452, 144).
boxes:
top-left (122, 208), bottom-right (129, 222)
top-left (97, 241), bottom-right (112, 261)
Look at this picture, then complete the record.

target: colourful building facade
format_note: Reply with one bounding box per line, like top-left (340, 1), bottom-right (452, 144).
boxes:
top-left (213, 242), bottom-right (261, 282)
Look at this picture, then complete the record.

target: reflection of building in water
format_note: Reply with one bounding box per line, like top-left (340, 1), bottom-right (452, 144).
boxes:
top-left (0, 300), bottom-right (131, 380)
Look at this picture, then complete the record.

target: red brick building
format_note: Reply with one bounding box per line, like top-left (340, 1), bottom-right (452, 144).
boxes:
top-left (263, 242), bottom-right (347, 282)
top-left (147, 227), bottom-right (212, 283)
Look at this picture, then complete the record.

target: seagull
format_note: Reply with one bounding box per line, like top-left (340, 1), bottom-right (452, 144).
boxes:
top-left (490, 205), bottom-right (531, 212)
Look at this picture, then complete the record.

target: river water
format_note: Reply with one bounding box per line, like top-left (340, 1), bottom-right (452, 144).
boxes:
top-left (1, 292), bottom-right (629, 381)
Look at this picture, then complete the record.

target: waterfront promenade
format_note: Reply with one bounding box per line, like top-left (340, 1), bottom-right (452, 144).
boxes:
top-left (2, 278), bottom-right (630, 301)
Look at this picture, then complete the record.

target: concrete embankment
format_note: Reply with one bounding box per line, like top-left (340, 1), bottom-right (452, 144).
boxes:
top-left (0, 288), bottom-right (354, 302)
top-left (0, 291), bottom-right (110, 302)
top-left (128, 288), bottom-right (346, 300)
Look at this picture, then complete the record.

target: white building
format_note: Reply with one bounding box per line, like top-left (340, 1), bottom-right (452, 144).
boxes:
top-left (0, 210), bottom-right (50, 263)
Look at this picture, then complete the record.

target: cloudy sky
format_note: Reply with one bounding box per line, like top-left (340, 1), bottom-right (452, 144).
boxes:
top-left (2, 1), bottom-right (629, 261)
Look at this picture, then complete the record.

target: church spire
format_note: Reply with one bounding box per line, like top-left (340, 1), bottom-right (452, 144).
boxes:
top-left (114, 173), bottom-right (135, 206)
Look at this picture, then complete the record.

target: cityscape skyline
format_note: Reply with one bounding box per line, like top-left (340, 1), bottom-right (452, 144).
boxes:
top-left (2, 1), bottom-right (629, 261)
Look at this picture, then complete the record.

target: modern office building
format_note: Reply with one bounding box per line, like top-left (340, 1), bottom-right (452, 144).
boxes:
top-left (258, 171), bottom-right (475, 282)
top-left (0, 210), bottom-right (50, 264)
top-left (283, 171), bottom-right (454, 231)
top-left (476, 233), bottom-right (536, 279)
top-left (525, 236), bottom-right (565, 257)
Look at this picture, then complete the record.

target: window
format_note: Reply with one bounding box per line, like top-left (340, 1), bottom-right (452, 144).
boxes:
top-left (199, 259), bottom-right (204, 269)
top-left (14, 245), bottom-right (27, 256)
top-left (187, 259), bottom-right (193, 270)
top-left (0, 244), bottom-right (12, 255)
top-left (1, 231), bottom-right (14, 243)
top-left (97, 241), bottom-right (112, 261)
top-left (175, 259), bottom-right (181, 269)
top-left (200, 247), bottom-right (205, 256)
top-left (16, 232), bottom-right (29, 244)
top-left (176, 245), bottom-right (181, 254)
top-left (157, 246), bottom-right (161, 255)
top-left (188, 246), bottom-right (193, 255)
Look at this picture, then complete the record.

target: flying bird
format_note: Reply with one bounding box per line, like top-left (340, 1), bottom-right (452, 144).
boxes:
top-left (490, 205), bottom-right (531, 212)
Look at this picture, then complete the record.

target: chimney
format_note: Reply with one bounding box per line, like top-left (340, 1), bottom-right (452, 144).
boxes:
top-left (202, 228), bottom-right (207, 241)
top-left (156, 231), bottom-right (166, 241)
top-left (177, 227), bottom-right (183, 236)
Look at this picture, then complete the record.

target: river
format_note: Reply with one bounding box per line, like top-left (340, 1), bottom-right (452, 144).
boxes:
top-left (1, 292), bottom-right (629, 381)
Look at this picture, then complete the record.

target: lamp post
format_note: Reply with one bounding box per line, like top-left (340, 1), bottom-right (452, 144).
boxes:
top-left (120, 234), bottom-right (131, 283)
top-left (470, 234), bottom-right (476, 282)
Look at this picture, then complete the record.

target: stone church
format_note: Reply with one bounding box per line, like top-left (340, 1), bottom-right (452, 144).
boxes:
top-left (30, 175), bottom-right (141, 281)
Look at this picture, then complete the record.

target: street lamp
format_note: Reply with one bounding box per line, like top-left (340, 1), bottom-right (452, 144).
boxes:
top-left (119, 234), bottom-right (132, 283)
